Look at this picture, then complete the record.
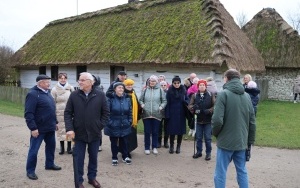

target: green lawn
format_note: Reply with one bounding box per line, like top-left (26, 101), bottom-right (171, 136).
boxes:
top-left (1, 99), bottom-right (299, 149)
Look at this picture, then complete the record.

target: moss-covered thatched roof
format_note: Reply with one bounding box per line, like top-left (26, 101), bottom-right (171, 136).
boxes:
top-left (13, 0), bottom-right (265, 72)
top-left (243, 8), bottom-right (300, 68)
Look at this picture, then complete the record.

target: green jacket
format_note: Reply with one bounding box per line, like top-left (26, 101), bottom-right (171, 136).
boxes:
top-left (139, 84), bottom-right (167, 121)
top-left (212, 78), bottom-right (256, 150)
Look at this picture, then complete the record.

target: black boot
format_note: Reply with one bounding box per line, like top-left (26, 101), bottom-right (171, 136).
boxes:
top-left (176, 145), bottom-right (181, 154)
top-left (169, 144), bottom-right (174, 154)
top-left (169, 135), bottom-right (175, 154)
top-left (164, 140), bottom-right (169, 148)
top-left (59, 141), bottom-right (64, 155)
top-left (176, 135), bottom-right (182, 154)
top-left (67, 141), bottom-right (72, 154)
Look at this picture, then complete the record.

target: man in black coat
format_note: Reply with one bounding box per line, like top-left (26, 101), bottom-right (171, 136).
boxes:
top-left (65, 72), bottom-right (109, 188)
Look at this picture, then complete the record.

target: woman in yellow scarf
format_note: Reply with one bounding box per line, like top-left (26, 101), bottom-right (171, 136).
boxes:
top-left (123, 79), bottom-right (141, 158)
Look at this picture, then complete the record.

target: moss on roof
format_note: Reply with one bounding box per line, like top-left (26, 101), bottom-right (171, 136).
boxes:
top-left (243, 8), bottom-right (300, 68)
top-left (14, 0), bottom-right (265, 72)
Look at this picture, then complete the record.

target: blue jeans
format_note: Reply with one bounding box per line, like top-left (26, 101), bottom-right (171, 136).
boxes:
top-left (214, 147), bottom-right (248, 188)
top-left (195, 123), bottom-right (212, 155)
top-left (74, 139), bottom-right (100, 183)
top-left (109, 136), bottom-right (128, 160)
top-left (26, 131), bottom-right (56, 174)
top-left (143, 118), bottom-right (160, 150)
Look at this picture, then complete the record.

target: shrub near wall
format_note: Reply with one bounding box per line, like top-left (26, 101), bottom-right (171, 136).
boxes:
top-left (0, 86), bottom-right (29, 105)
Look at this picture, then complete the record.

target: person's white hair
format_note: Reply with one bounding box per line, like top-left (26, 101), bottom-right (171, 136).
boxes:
top-left (80, 72), bottom-right (95, 84)
top-left (247, 81), bottom-right (257, 88)
top-left (149, 75), bottom-right (159, 83)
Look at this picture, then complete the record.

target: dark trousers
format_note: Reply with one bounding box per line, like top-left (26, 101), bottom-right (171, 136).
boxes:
top-left (143, 118), bottom-right (160, 150)
top-left (26, 131), bottom-right (56, 174)
top-left (110, 136), bottom-right (128, 160)
top-left (74, 139), bottom-right (100, 183)
top-left (294, 93), bottom-right (300, 100)
top-left (158, 118), bottom-right (169, 144)
top-left (169, 135), bottom-right (183, 146)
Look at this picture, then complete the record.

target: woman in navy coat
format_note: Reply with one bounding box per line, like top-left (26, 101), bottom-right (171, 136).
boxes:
top-left (165, 76), bottom-right (188, 154)
top-left (104, 82), bottom-right (132, 166)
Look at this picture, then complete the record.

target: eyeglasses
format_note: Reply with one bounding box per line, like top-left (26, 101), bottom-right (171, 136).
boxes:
top-left (78, 79), bottom-right (90, 82)
top-left (161, 85), bottom-right (167, 86)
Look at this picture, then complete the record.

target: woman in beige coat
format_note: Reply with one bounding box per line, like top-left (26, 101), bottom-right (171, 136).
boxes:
top-left (51, 73), bottom-right (74, 154)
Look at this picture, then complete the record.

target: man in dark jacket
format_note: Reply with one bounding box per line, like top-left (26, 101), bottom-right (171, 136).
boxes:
top-left (25, 74), bottom-right (61, 180)
top-left (65, 72), bottom-right (109, 188)
top-left (106, 71), bottom-right (127, 97)
top-left (212, 69), bottom-right (256, 188)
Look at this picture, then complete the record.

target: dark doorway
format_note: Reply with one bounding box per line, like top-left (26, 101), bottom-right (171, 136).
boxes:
top-left (39, 66), bottom-right (46, 75)
top-left (76, 66), bottom-right (87, 80)
top-left (110, 66), bottom-right (125, 83)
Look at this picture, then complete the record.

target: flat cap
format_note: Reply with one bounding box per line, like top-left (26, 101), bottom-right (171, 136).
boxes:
top-left (118, 71), bottom-right (127, 75)
top-left (36, 74), bottom-right (51, 82)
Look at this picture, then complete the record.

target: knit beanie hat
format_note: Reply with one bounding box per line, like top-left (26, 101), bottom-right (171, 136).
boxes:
top-left (172, 76), bottom-right (181, 83)
top-left (113, 82), bottom-right (125, 89)
top-left (197, 79), bottom-right (207, 87)
top-left (123, 79), bottom-right (135, 86)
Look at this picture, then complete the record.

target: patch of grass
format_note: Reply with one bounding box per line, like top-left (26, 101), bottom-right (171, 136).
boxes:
top-left (1, 99), bottom-right (299, 149)
top-left (0, 100), bottom-right (24, 117)
top-left (255, 100), bottom-right (300, 149)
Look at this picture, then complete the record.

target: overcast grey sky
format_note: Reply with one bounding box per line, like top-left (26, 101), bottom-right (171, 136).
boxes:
top-left (0, 0), bottom-right (299, 51)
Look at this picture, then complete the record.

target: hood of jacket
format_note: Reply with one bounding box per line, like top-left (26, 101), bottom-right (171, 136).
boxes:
top-left (223, 78), bottom-right (244, 95)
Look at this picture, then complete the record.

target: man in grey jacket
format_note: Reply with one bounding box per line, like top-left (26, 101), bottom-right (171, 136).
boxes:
top-left (212, 69), bottom-right (256, 188)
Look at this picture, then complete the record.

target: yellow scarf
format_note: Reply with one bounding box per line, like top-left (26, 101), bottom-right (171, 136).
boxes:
top-left (131, 91), bottom-right (138, 128)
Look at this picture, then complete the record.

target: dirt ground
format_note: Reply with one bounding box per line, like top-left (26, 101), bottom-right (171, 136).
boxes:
top-left (0, 113), bottom-right (300, 188)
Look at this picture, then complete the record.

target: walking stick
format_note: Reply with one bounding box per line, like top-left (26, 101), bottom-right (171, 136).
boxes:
top-left (193, 113), bottom-right (197, 156)
top-left (71, 136), bottom-right (79, 188)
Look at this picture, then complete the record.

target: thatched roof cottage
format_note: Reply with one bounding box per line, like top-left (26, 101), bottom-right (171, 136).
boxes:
top-left (243, 8), bottom-right (300, 101)
top-left (13, 0), bottom-right (265, 96)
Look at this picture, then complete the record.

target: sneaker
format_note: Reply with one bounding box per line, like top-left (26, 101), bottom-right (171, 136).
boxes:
top-left (294, 100), bottom-right (297, 104)
top-left (122, 157), bottom-right (132, 165)
top-left (153, 148), bottom-right (158, 155)
top-left (112, 160), bottom-right (118, 166)
top-left (205, 154), bottom-right (211, 161)
top-left (188, 129), bottom-right (194, 136)
top-left (145, 150), bottom-right (150, 155)
top-left (193, 153), bottom-right (202, 159)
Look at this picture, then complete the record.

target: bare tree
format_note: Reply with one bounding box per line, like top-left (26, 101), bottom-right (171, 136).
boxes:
top-left (236, 12), bottom-right (248, 28)
top-left (287, 5), bottom-right (300, 33)
top-left (0, 45), bottom-right (15, 84)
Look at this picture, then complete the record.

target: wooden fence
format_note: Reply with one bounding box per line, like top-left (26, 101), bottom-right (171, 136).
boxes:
top-left (0, 86), bottom-right (29, 105)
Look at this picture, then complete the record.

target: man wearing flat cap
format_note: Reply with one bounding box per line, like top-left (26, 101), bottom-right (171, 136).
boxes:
top-left (106, 71), bottom-right (127, 97)
top-left (24, 74), bottom-right (61, 180)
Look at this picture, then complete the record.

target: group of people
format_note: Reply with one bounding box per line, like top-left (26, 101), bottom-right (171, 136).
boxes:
top-left (24, 69), bottom-right (258, 188)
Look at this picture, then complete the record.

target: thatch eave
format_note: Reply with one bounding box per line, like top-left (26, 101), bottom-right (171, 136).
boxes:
top-left (13, 0), bottom-right (265, 73)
